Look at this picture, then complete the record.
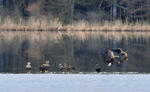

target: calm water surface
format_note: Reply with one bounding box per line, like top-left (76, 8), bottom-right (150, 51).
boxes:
top-left (0, 31), bottom-right (149, 73)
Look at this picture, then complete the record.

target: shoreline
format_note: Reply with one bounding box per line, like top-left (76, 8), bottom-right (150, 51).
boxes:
top-left (0, 72), bottom-right (149, 74)
top-left (0, 27), bottom-right (150, 32)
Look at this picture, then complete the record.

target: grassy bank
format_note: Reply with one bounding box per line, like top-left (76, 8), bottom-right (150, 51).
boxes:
top-left (0, 18), bottom-right (150, 32)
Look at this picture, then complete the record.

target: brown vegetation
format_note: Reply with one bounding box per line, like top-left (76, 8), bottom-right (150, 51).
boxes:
top-left (0, 18), bottom-right (150, 32)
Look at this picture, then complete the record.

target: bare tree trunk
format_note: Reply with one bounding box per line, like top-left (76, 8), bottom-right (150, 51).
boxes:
top-left (67, 0), bottom-right (74, 24)
top-left (70, 0), bottom-right (74, 23)
top-left (145, 0), bottom-right (150, 22)
top-left (98, 0), bottom-right (104, 10)
top-left (113, 0), bottom-right (117, 21)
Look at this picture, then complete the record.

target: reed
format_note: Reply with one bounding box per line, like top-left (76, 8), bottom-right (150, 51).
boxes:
top-left (0, 18), bottom-right (150, 32)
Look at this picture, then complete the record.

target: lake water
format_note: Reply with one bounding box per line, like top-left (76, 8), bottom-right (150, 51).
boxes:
top-left (0, 31), bottom-right (150, 73)
top-left (0, 74), bottom-right (150, 92)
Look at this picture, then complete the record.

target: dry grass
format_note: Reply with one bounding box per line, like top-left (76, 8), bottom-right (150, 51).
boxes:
top-left (0, 18), bottom-right (150, 32)
top-left (0, 17), bottom-right (62, 31)
top-left (68, 20), bottom-right (150, 32)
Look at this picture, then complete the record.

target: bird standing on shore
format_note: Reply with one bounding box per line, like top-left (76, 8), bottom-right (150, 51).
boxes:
top-left (39, 60), bottom-right (50, 73)
top-left (58, 63), bottom-right (75, 73)
top-left (95, 64), bottom-right (101, 73)
top-left (26, 62), bottom-right (32, 73)
top-left (58, 63), bottom-right (65, 72)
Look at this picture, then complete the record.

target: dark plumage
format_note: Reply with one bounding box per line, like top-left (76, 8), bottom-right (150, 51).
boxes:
top-left (113, 48), bottom-right (128, 62)
top-left (39, 60), bottom-right (50, 73)
top-left (96, 68), bottom-right (101, 73)
top-left (58, 63), bottom-right (75, 73)
top-left (95, 64), bottom-right (101, 73)
top-left (58, 64), bottom-right (65, 72)
top-left (66, 65), bottom-right (76, 72)
top-left (113, 48), bottom-right (123, 54)
top-left (100, 48), bottom-right (128, 66)
top-left (106, 49), bottom-right (119, 66)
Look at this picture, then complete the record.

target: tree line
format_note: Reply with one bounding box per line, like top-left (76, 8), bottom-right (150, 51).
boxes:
top-left (0, 0), bottom-right (150, 24)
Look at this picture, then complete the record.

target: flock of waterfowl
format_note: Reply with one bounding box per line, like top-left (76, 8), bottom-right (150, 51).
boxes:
top-left (26, 61), bottom-right (75, 74)
top-left (26, 48), bottom-right (128, 74)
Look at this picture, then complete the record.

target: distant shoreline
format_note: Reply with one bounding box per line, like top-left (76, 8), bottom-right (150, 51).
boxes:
top-left (0, 19), bottom-right (150, 32)
top-left (0, 27), bottom-right (150, 32)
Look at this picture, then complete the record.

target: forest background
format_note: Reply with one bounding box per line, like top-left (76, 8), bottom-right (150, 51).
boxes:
top-left (0, 0), bottom-right (150, 26)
